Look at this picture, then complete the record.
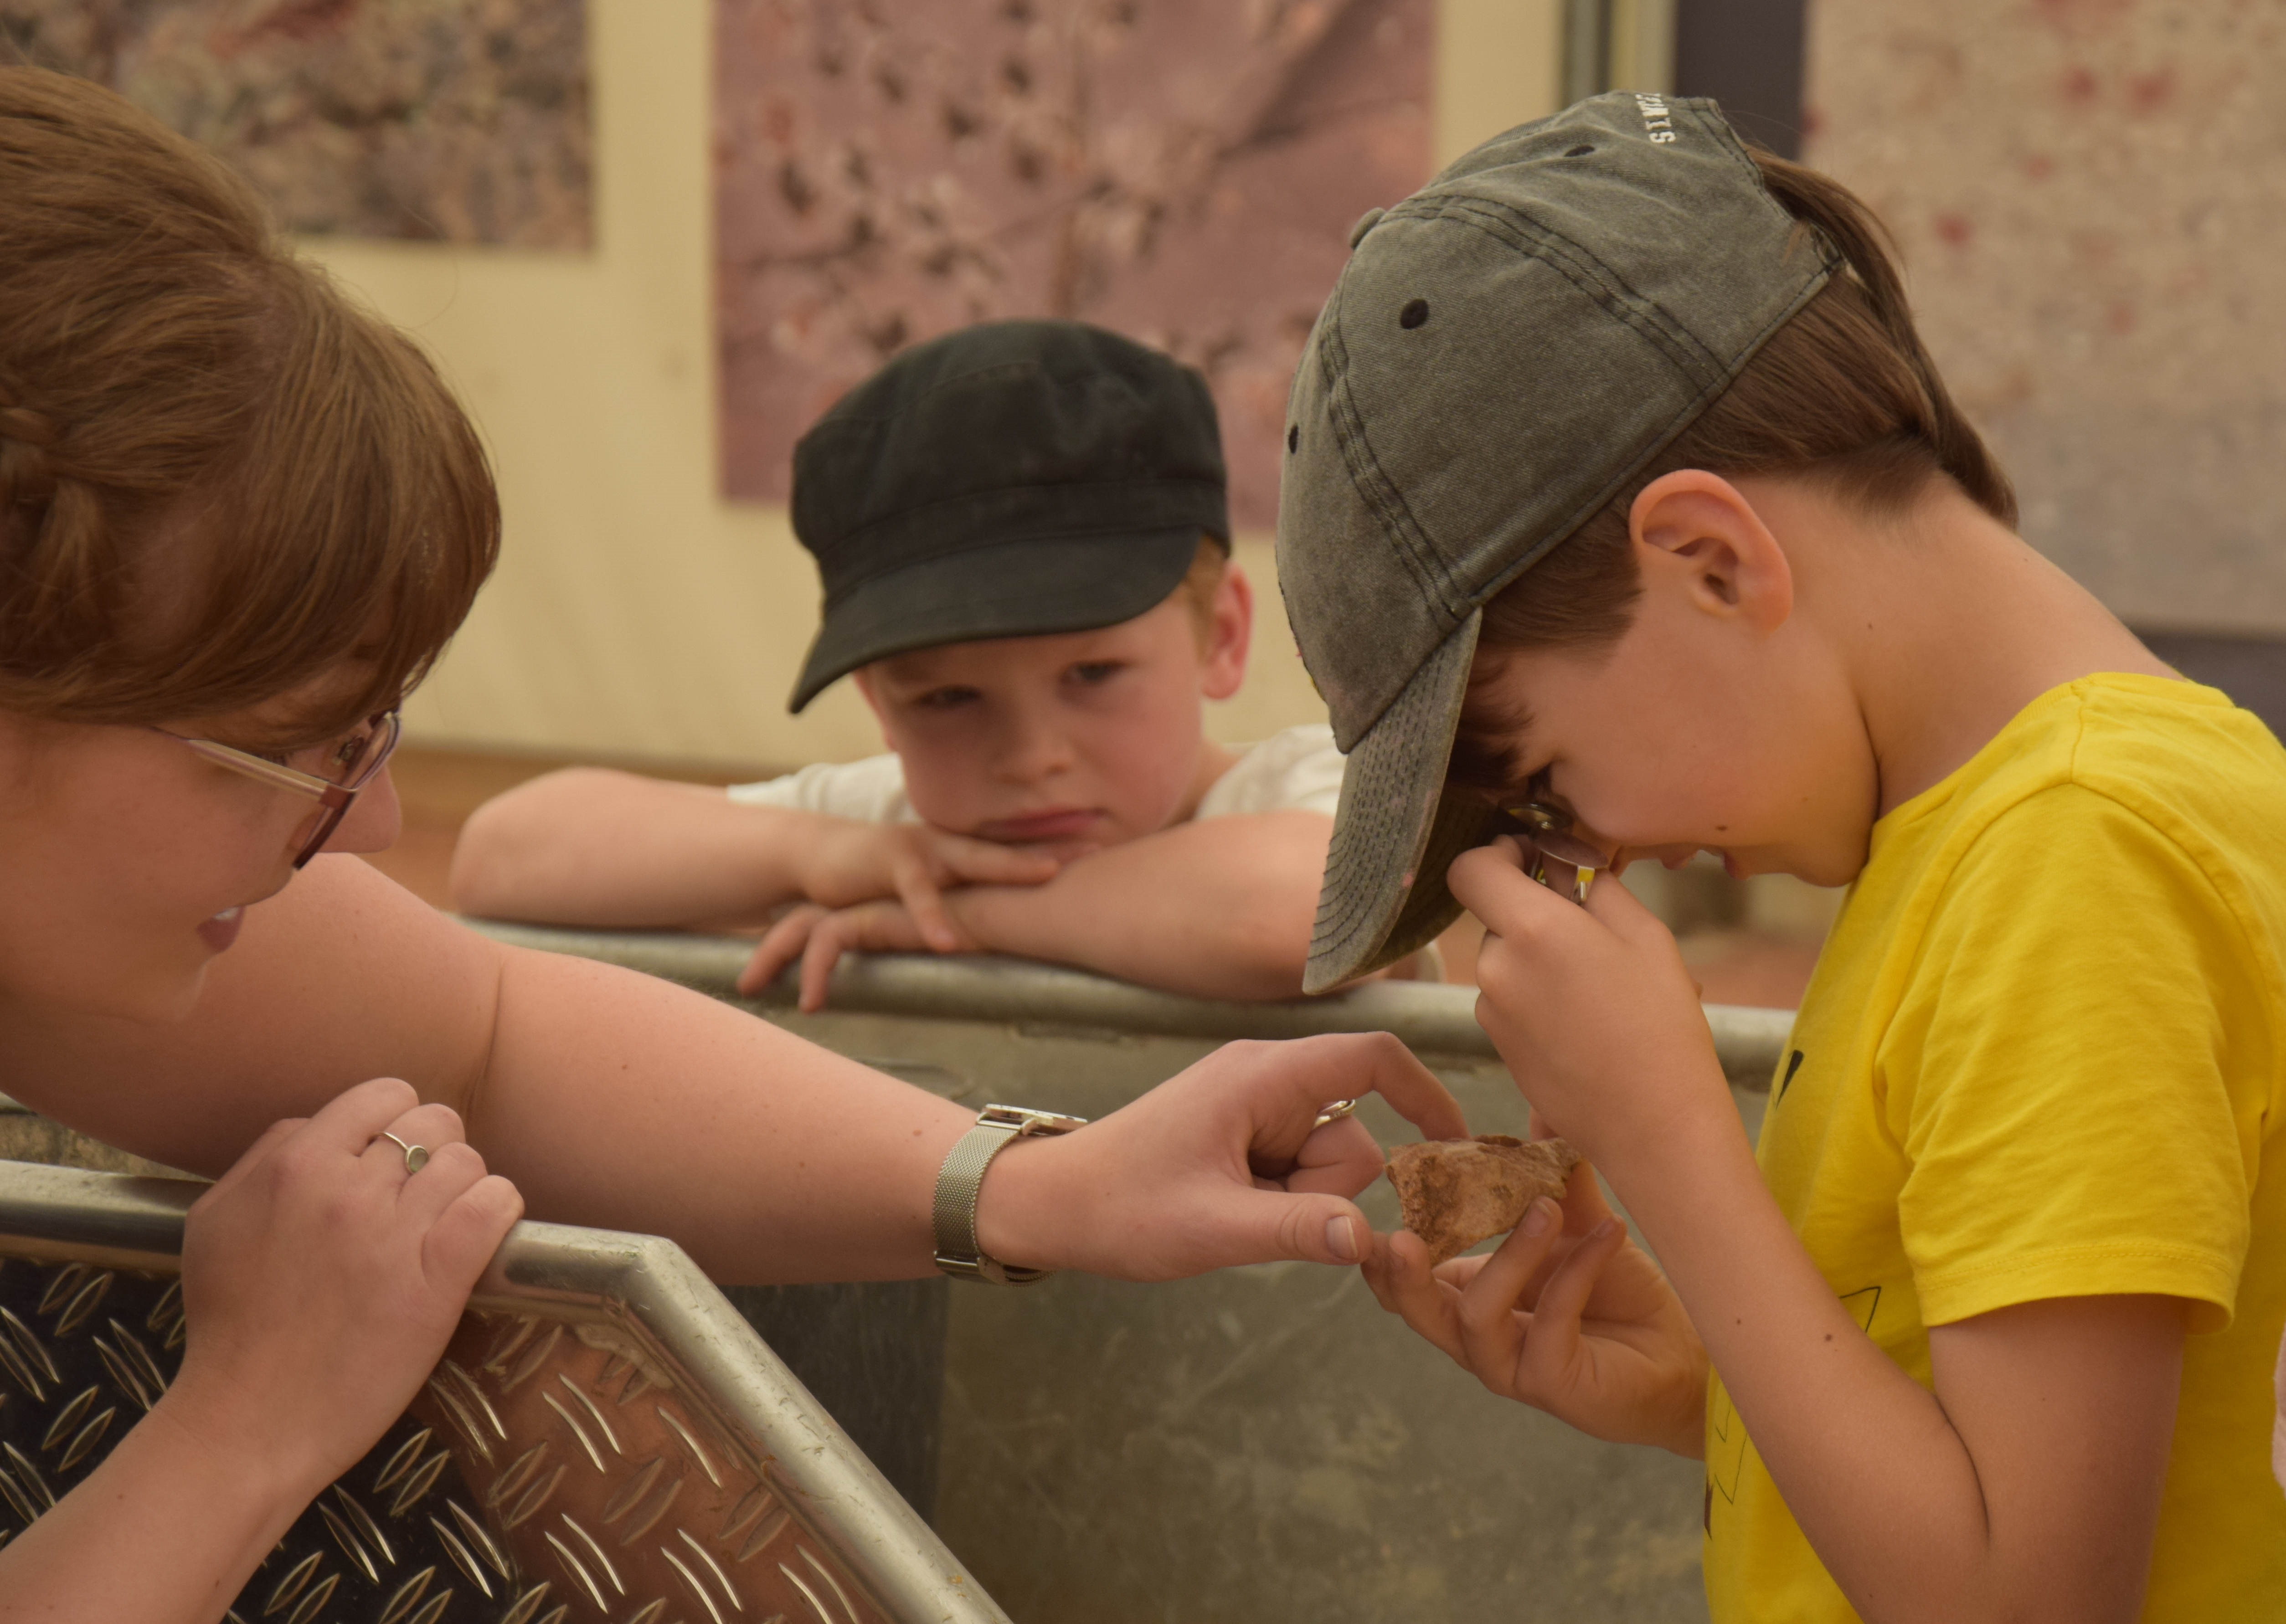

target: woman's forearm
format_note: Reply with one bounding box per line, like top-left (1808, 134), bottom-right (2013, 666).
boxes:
top-left (0, 1395), bottom-right (312, 1623)
top-left (5, 859), bottom-right (1443, 1301)
top-left (450, 768), bottom-right (809, 927)
top-left (945, 812), bottom-right (1328, 1000)
top-left (469, 944), bottom-right (977, 1283)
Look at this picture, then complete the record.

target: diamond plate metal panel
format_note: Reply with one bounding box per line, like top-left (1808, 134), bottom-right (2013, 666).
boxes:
top-left (0, 1162), bottom-right (1006, 1624)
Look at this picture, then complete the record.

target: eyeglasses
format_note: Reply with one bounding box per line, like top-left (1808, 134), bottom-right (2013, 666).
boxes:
top-left (1501, 801), bottom-right (1608, 905)
top-left (153, 710), bottom-right (402, 869)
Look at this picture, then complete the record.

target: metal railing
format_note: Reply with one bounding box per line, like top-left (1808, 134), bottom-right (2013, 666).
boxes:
top-left (463, 920), bottom-right (1797, 1088)
top-left (0, 1159), bottom-right (1005, 1624)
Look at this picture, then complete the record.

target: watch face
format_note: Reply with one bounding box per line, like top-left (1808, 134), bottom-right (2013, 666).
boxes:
top-left (980, 1105), bottom-right (1088, 1135)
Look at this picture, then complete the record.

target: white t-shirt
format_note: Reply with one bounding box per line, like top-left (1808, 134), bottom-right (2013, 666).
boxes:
top-left (725, 722), bottom-right (1344, 825)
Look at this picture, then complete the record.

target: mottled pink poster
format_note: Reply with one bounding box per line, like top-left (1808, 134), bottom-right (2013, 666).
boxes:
top-left (0, 0), bottom-right (591, 247)
top-left (1806, 0), bottom-right (2286, 631)
top-left (715, 0), bottom-right (1435, 529)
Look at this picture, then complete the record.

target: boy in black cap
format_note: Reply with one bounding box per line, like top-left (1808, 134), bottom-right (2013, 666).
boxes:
top-left (454, 321), bottom-right (1354, 1007)
top-left (1284, 95), bottom-right (2286, 1621)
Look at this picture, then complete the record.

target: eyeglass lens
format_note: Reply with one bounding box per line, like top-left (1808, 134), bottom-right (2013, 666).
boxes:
top-left (290, 714), bottom-right (400, 867)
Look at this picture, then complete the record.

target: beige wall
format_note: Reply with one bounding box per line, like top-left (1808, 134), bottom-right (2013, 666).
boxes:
top-left (1804, 0), bottom-right (2286, 635)
top-left (314, 0), bottom-right (1561, 770)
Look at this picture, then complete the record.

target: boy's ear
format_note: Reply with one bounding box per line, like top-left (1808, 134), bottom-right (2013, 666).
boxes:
top-left (1627, 470), bottom-right (1794, 634)
top-left (1200, 560), bottom-right (1252, 701)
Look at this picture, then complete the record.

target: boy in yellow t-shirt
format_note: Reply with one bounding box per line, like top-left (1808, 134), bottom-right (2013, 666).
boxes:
top-left (1279, 93), bottom-right (2286, 1619)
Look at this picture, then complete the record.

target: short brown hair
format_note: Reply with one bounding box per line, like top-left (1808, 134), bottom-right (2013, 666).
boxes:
top-left (1171, 534), bottom-right (1231, 646)
top-left (1448, 149), bottom-right (2014, 798)
top-left (0, 68), bottom-right (498, 737)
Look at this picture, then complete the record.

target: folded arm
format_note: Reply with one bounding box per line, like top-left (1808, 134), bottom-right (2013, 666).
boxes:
top-left (450, 766), bottom-right (1058, 940)
top-left (451, 766), bottom-right (812, 928)
top-left (946, 810), bottom-right (1331, 998)
top-left (746, 809), bottom-right (1334, 1006)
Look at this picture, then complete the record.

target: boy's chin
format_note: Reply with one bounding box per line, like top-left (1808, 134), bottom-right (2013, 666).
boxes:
top-left (1748, 848), bottom-right (1867, 890)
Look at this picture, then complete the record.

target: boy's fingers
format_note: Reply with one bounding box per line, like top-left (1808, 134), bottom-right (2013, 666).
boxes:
top-left (1377, 1230), bottom-right (1469, 1362)
top-left (1454, 1199), bottom-right (1563, 1377)
top-left (798, 916), bottom-right (852, 1012)
top-left (1359, 1234), bottom-right (1397, 1308)
top-left (737, 907), bottom-right (822, 996)
top-left (1515, 1218), bottom-right (1626, 1389)
top-left (1448, 843), bottom-right (1579, 944)
top-left (1582, 862), bottom-right (1668, 947)
top-left (1560, 1161), bottom-right (1618, 1233)
top-left (1430, 1252), bottom-right (1494, 1290)
top-left (891, 860), bottom-right (963, 953)
top-left (937, 832), bottom-right (1061, 887)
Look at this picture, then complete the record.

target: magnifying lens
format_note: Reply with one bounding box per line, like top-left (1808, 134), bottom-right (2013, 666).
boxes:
top-left (1501, 802), bottom-right (1608, 905)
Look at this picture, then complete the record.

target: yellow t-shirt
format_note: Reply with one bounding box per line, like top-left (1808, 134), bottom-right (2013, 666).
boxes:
top-left (1702, 674), bottom-right (2286, 1621)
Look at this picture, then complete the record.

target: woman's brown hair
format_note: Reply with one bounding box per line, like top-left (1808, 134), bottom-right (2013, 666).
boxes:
top-left (0, 68), bottom-right (499, 737)
top-left (1449, 148), bottom-right (2016, 797)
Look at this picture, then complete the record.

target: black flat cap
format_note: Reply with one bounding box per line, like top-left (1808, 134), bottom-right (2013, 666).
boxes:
top-left (787, 319), bottom-right (1230, 712)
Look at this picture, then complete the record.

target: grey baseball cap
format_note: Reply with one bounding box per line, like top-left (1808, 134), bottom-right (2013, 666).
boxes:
top-left (1279, 92), bottom-right (1839, 993)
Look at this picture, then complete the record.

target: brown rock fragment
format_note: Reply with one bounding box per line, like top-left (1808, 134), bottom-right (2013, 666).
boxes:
top-left (1386, 1136), bottom-right (1584, 1265)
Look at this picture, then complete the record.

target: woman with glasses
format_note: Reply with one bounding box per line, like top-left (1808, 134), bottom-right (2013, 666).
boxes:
top-left (0, 70), bottom-right (1463, 1618)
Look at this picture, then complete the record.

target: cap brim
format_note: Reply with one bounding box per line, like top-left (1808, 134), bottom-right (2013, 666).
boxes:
top-left (1304, 614), bottom-right (1498, 994)
top-left (789, 528), bottom-right (1206, 712)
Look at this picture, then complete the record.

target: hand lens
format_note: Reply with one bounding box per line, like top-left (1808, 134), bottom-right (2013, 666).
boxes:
top-left (1501, 802), bottom-right (1606, 905)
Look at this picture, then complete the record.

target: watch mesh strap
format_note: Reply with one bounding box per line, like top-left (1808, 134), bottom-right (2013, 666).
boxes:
top-left (932, 1120), bottom-right (1021, 1278)
top-left (932, 1106), bottom-right (1084, 1285)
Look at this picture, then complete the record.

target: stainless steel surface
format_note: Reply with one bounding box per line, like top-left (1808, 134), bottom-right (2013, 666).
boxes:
top-left (461, 924), bottom-right (1771, 1622)
top-left (442, 922), bottom-right (1796, 1620)
top-left (463, 921), bottom-right (1796, 1088)
top-left (0, 1160), bottom-right (1008, 1624)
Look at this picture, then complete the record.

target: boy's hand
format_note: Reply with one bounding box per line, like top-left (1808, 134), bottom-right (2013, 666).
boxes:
top-left (161, 1077), bottom-right (524, 1496)
top-left (976, 1033), bottom-right (1472, 1281)
top-left (1448, 836), bottom-right (1736, 1177)
top-left (737, 897), bottom-right (960, 1010)
top-left (795, 822), bottom-right (1061, 951)
top-left (1361, 1160), bottom-right (1707, 1452)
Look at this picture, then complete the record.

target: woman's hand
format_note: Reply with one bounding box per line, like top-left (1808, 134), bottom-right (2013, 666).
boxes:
top-left (1361, 1157), bottom-right (1708, 1452)
top-left (1448, 837), bottom-right (1736, 1177)
top-left (737, 897), bottom-right (958, 1008)
top-left (159, 1076), bottom-right (524, 1499)
top-left (974, 1032), bottom-right (1471, 1281)
top-left (794, 821), bottom-right (1062, 951)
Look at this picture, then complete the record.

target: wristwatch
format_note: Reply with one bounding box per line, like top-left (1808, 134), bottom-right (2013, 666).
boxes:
top-left (932, 1103), bottom-right (1088, 1285)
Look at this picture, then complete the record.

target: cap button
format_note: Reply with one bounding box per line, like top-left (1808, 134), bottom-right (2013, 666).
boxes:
top-left (1348, 207), bottom-right (1385, 250)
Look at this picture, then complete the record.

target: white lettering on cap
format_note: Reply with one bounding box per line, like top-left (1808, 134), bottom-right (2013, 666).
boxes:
top-left (1636, 92), bottom-right (1678, 144)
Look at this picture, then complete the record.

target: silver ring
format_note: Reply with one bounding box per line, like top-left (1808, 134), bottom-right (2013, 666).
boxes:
top-left (376, 1131), bottom-right (430, 1175)
top-left (1312, 1098), bottom-right (1361, 1129)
